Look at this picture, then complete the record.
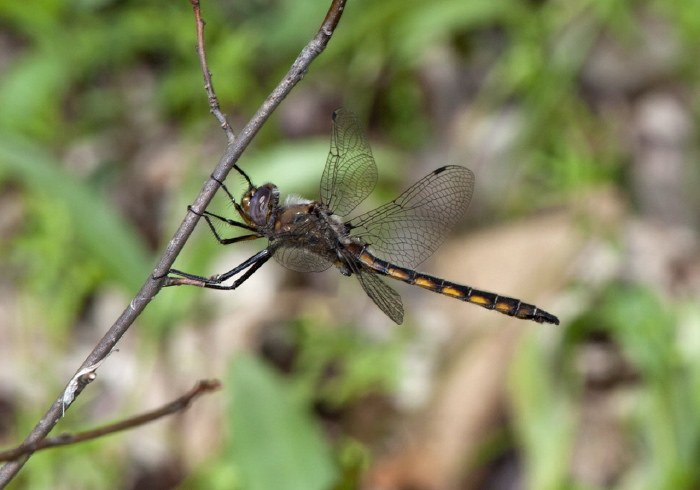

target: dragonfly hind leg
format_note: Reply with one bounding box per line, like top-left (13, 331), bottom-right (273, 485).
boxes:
top-left (165, 249), bottom-right (272, 291)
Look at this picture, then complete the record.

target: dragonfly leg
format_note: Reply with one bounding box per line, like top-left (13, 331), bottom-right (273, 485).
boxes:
top-left (202, 212), bottom-right (262, 245)
top-left (165, 249), bottom-right (271, 289)
top-left (187, 204), bottom-right (261, 245)
top-left (189, 204), bottom-right (258, 235)
top-left (211, 175), bottom-right (249, 220)
top-left (206, 249), bottom-right (272, 290)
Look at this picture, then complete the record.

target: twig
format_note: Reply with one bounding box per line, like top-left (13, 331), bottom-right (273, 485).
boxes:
top-left (0, 380), bottom-right (221, 462)
top-left (0, 0), bottom-right (346, 485)
top-left (190, 0), bottom-right (234, 140)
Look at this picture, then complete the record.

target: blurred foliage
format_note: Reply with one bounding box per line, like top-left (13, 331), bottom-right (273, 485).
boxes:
top-left (511, 331), bottom-right (576, 490)
top-left (1, 0), bottom-right (699, 488)
top-left (510, 286), bottom-right (700, 490)
top-left (226, 353), bottom-right (338, 490)
top-left (600, 287), bottom-right (700, 489)
top-left (182, 320), bottom-right (400, 489)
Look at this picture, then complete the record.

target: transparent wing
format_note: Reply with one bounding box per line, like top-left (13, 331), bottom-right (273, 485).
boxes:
top-left (320, 108), bottom-right (378, 217)
top-left (269, 218), bottom-right (335, 273)
top-left (348, 165), bottom-right (475, 269)
top-left (273, 244), bottom-right (334, 273)
top-left (354, 267), bottom-right (404, 324)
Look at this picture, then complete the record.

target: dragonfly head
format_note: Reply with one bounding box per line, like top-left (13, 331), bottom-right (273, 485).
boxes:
top-left (241, 183), bottom-right (280, 227)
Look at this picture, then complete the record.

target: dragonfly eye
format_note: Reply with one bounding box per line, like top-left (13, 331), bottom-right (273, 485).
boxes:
top-left (249, 186), bottom-right (273, 225)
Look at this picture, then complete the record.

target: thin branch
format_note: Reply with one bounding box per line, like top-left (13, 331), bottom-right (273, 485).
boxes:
top-left (0, 380), bottom-right (221, 462)
top-left (190, 0), bottom-right (234, 140)
top-left (0, 0), bottom-right (347, 485)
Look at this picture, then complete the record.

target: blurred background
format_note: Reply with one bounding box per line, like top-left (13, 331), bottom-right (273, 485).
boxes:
top-left (1, 0), bottom-right (699, 489)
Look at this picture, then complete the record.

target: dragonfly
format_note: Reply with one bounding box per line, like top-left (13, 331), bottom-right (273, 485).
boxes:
top-left (165, 109), bottom-right (559, 325)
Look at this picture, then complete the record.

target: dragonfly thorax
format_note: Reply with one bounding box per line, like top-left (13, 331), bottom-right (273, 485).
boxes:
top-left (241, 183), bottom-right (280, 227)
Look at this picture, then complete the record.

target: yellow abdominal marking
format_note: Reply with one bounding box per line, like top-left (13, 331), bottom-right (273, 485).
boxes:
top-left (413, 277), bottom-right (435, 288)
top-left (469, 295), bottom-right (491, 305)
top-left (441, 286), bottom-right (463, 297)
top-left (387, 267), bottom-right (410, 280)
top-left (359, 252), bottom-right (375, 266)
top-left (495, 302), bottom-right (513, 312)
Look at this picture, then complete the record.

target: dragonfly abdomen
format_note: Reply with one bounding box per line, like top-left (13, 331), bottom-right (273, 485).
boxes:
top-left (357, 248), bottom-right (559, 325)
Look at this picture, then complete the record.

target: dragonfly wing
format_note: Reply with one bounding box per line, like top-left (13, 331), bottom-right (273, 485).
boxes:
top-left (348, 165), bottom-right (475, 269)
top-left (354, 266), bottom-right (404, 324)
top-left (273, 242), bottom-right (334, 273)
top-left (320, 108), bottom-right (378, 217)
top-left (269, 217), bottom-right (336, 273)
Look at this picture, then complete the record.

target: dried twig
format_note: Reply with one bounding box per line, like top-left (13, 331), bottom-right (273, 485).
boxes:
top-left (0, 380), bottom-right (221, 462)
top-left (0, 0), bottom-right (346, 485)
top-left (191, 0), bottom-right (235, 140)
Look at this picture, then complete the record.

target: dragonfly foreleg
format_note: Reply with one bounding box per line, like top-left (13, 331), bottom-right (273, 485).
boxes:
top-left (188, 205), bottom-right (261, 245)
top-left (212, 175), bottom-right (249, 220)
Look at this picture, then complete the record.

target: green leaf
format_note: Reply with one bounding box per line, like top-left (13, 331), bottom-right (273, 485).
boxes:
top-left (510, 333), bottom-right (575, 490)
top-left (0, 131), bottom-right (151, 291)
top-left (228, 353), bottom-right (337, 490)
